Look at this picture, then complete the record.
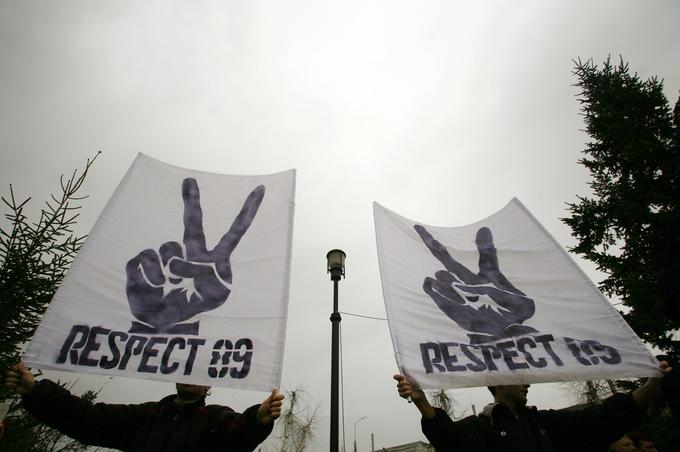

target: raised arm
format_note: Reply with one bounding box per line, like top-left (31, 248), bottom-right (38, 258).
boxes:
top-left (393, 373), bottom-right (435, 419)
top-left (209, 390), bottom-right (283, 452)
top-left (393, 374), bottom-right (488, 451)
top-left (538, 361), bottom-right (673, 450)
top-left (5, 362), bottom-right (139, 449)
top-left (632, 360), bottom-right (673, 409)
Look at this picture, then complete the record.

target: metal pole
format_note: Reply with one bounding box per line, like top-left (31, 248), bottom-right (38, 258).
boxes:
top-left (330, 278), bottom-right (341, 452)
top-left (371, 433), bottom-right (375, 452)
top-left (327, 249), bottom-right (345, 452)
top-left (353, 416), bottom-right (366, 452)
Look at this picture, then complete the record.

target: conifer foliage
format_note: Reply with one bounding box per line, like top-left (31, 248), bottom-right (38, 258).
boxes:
top-left (564, 58), bottom-right (680, 358)
top-left (0, 153), bottom-right (99, 450)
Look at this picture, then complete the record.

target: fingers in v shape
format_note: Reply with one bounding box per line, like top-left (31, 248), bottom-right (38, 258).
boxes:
top-left (416, 224), bottom-right (525, 294)
top-left (414, 224), bottom-right (478, 284)
top-left (213, 185), bottom-right (265, 259)
top-left (181, 179), bottom-right (265, 263)
top-left (474, 227), bottom-right (525, 295)
top-left (182, 178), bottom-right (208, 260)
top-left (475, 227), bottom-right (500, 276)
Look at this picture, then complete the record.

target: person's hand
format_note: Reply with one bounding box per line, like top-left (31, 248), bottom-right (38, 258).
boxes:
top-left (658, 360), bottom-right (673, 377)
top-left (5, 363), bottom-right (35, 396)
top-left (256, 389), bottom-right (284, 425)
top-left (393, 374), bottom-right (435, 419)
top-left (415, 225), bottom-right (538, 344)
top-left (125, 179), bottom-right (265, 334)
top-left (393, 374), bottom-right (426, 403)
top-left (641, 360), bottom-right (672, 389)
top-left (633, 360), bottom-right (673, 408)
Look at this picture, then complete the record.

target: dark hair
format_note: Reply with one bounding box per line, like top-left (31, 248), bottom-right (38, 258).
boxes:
top-left (487, 386), bottom-right (496, 396)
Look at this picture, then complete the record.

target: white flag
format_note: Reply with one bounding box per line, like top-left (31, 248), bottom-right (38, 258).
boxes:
top-left (24, 154), bottom-right (295, 391)
top-left (374, 200), bottom-right (659, 389)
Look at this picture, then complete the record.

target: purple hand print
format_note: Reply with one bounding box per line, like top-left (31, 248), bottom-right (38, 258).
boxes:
top-left (415, 225), bottom-right (538, 344)
top-left (125, 179), bottom-right (265, 334)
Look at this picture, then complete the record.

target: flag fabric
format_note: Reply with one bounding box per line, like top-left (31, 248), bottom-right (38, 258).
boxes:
top-left (374, 199), bottom-right (659, 389)
top-left (24, 154), bottom-right (295, 391)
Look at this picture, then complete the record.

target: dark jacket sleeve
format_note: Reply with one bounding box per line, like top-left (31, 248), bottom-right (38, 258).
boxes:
top-left (22, 379), bottom-right (142, 449)
top-left (661, 368), bottom-right (680, 426)
top-left (208, 403), bottom-right (274, 452)
top-left (537, 393), bottom-right (643, 452)
top-left (421, 408), bottom-right (488, 452)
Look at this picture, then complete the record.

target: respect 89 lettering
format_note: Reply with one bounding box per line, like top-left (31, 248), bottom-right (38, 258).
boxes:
top-left (208, 338), bottom-right (253, 379)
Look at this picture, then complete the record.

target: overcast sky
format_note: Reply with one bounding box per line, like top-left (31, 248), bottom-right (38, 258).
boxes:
top-left (2, 1), bottom-right (680, 450)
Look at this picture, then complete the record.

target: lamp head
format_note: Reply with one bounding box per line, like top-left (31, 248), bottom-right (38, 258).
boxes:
top-left (326, 249), bottom-right (346, 281)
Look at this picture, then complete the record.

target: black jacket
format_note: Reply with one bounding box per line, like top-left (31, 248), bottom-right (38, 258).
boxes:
top-left (421, 393), bottom-right (642, 452)
top-left (22, 379), bottom-right (273, 452)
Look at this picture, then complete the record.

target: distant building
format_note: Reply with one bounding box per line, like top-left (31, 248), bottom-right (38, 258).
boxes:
top-left (379, 441), bottom-right (434, 452)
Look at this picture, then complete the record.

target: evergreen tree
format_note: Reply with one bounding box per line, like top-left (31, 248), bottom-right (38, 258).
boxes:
top-left (0, 153), bottom-right (99, 451)
top-left (564, 57), bottom-right (680, 359)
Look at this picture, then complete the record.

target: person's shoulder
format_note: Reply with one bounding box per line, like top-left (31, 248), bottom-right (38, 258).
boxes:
top-left (458, 413), bottom-right (486, 424)
top-left (157, 394), bottom-right (177, 404)
top-left (480, 402), bottom-right (522, 421)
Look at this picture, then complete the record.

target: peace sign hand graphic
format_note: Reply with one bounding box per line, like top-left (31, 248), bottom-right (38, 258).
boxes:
top-left (125, 179), bottom-right (265, 334)
top-left (414, 225), bottom-right (538, 344)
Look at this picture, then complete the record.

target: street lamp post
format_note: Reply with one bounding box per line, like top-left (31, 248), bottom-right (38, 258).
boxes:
top-left (353, 416), bottom-right (367, 452)
top-left (327, 249), bottom-right (346, 452)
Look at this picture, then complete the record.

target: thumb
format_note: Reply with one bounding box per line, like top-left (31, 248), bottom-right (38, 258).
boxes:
top-left (264, 389), bottom-right (276, 404)
top-left (270, 388), bottom-right (285, 401)
top-left (16, 363), bottom-right (30, 376)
